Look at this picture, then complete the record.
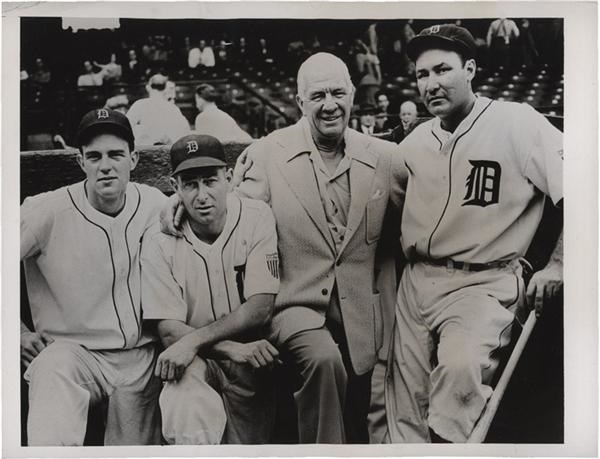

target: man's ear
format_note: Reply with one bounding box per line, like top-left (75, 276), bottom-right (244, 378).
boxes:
top-left (76, 152), bottom-right (85, 171)
top-left (129, 149), bottom-right (139, 171)
top-left (295, 94), bottom-right (305, 115)
top-left (465, 58), bottom-right (477, 83)
top-left (224, 167), bottom-right (233, 182)
top-left (169, 176), bottom-right (179, 194)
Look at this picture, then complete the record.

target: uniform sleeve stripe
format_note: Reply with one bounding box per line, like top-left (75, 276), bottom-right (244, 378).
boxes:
top-left (67, 188), bottom-right (127, 348)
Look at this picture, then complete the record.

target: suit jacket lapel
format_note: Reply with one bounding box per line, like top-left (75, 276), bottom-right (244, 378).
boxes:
top-left (275, 122), bottom-right (336, 253)
top-left (339, 130), bottom-right (377, 255)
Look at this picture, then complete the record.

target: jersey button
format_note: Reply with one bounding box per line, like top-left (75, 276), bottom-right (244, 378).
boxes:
top-left (321, 288), bottom-right (328, 296)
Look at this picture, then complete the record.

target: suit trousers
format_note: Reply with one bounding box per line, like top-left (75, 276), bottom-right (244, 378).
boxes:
top-left (24, 340), bottom-right (162, 446)
top-left (282, 293), bottom-right (373, 444)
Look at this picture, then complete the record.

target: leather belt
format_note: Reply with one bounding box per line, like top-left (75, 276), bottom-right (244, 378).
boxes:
top-left (413, 255), bottom-right (510, 272)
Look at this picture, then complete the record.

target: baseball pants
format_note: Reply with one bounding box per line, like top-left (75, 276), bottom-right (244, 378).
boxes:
top-left (24, 340), bottom-right (162, 446)
top-left (159, 356), bottom-right (275, 445)
top-left (385, 259), bottom-right (525, 443)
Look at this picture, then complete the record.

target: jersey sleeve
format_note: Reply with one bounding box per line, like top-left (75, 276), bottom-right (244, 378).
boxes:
top-left (389, 143), bottom-right (409, 211)
top-left (518, 104), bottom-right (563, 204)
top-left (20, 193), bottom-right (55, 260)
top-left (243, 203), bottom-right (280, 298)
top-left (140, 229), bottom-right (188, 322)
top-left (234, 144), bottom-right (272, 204)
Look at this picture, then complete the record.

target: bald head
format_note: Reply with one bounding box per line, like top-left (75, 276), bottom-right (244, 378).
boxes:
top-left (297, 52), bottom-right (354, 98)
top-left (400, 100), bottom-right (418, 128)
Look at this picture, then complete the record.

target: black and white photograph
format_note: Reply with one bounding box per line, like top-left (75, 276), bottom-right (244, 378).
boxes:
top-left (2, 1), bottom-right (597, 457)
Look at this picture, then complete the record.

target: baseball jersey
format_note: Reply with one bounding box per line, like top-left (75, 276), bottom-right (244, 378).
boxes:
top-left (398, 96), bottom-right (563, 263)
top-left (194, 105), bottom-right (253, 143)
top-left (141, 194), bottom-right (279, 329)
top-left (21, 181), bottom-right (167, 350)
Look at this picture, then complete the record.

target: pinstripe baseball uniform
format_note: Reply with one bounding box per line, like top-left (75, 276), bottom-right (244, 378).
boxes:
top-left (141, 194), bottom-right (279, 444)
top-left (21, 180), bottom-right (166, 445)
top-left (386, 97), bottom-right (563, 442)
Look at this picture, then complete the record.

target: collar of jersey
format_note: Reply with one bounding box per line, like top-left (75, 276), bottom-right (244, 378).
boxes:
top-left (181, 193), bottom-right (241, 254)
top-left (431, 96), bottom-right (492, 144)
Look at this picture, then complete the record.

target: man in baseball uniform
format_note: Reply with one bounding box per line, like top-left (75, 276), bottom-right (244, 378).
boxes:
top-left (141, 134), bottom-right (280, 444)
top-left (20, 108), bottom-right (165, 445)
top-left (162, 53), bottom-right (403, 443)
top-left (385, 24), bottom-right (563, 443)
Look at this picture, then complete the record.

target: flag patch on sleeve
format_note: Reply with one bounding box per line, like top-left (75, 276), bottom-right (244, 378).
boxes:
top-left (266, 253), bottom-right (279, 279)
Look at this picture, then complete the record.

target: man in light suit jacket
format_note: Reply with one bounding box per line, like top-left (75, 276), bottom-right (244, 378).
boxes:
top-left (234, 53), bottom-right (404, 443)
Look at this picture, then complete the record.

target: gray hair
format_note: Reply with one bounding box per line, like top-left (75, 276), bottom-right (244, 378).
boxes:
top-left (296, 52), bottom-right (354, 98)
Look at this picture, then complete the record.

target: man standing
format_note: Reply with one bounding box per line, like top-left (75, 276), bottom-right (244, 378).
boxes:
top-left (385, 24), bottom-right (563, 443)
top-left (194, 83), bottom-right (253, 143)
top-left (20, 109), bottom-right (165, 445)
top-left (141, 134), bottom-right (279, 444)
top-left (126, 73), bottom-right (190, 145)
top-left (232, 52), bottom-right (402, 443)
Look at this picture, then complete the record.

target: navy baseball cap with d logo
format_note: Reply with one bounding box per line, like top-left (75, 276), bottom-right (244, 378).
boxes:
top-left (77, 108), bottom-right (135, 150)
top-left (170, 134), bottom-right (227, 176)
top-left (407, 24), bottom-right (476, 61)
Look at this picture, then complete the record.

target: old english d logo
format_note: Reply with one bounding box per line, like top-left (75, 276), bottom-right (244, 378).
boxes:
top-left (462, 160), bottom-right (501, 207)
top-left (96, 109), bottom-right (109, 119)
top-left (186, 141), bottom-right (199, 155)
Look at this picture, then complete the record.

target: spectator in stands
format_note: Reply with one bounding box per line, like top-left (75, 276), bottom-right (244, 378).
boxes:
top-left (375, 91), bottom-right (395, 131)
top-left (194, 83), bottom-right (252, 143)
top-left (31, 57), bottom-right (51, 85)
top-left (352, 39), bottom-right (382, 106)
top-left (123, 49), bottom-right (146, 84)
top-left (517, 19), bottom-right (539, 70)
top-left (106, 94), bottom-right (130, 114)
top-left (355, 103), bottom-right (378, 136)
top-left (77, 60), bottom-right (103, 87)
top-left (386, 100), bottom-right (420, 144)
top-left (256, 37), bottom-right (274, 69)
top-left (486, 18), bottom-right (520, 73)
top-left (188, 39), bottom-right (215, 69)
top-left (215, 40), bottom-right (230, 67)
top-left (126, 74), bottom-right (190, 145)
top-left (235, 36), bottom-right (250, 66)
top-left (94, 53), bottom-right (122, 84)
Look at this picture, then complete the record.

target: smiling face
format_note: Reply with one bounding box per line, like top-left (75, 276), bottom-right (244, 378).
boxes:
top-left (415, 48), bottom-right (475, 127)
top-left (173, 167), bottom-right (231, 238)
top-left (296, 55), bottom-right (354, 145)
top-left (77, 133), bottom-right (138, 214)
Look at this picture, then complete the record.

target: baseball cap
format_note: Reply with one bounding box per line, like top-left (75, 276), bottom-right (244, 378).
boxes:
top-left (148, 73), bottom-right (168, 90)
top-left (170, 134), bottom-right (227, 176)
top-left (407, 24), bottom-right (476, 62)
top-left (76, 108), bottom-right (134, 150)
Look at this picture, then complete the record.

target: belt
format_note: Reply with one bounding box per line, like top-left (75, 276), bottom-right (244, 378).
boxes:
top-left (412, 255), bottom-right (510, 272)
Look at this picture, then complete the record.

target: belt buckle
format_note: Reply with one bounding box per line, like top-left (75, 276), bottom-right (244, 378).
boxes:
top-left (445, 259), bottom-right (454, 271)
top-left (462, 262), bottom-right (471, 272)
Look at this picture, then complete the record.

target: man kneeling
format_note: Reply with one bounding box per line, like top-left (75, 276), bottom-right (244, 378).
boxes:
top-left (141, 134), bottom-right (280, 444)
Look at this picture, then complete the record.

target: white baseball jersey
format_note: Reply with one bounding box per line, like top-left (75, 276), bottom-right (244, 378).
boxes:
top-left (21, 181), bottom-right (167, 350)
top-left (398, 96), bottom-right (563, 263)
top-left (141, 194), bottom-right (279, 328)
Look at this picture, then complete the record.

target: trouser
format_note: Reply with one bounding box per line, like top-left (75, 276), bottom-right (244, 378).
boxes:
top-left (24, 340), bottom-right (162, 446)
top-left (283, 310), bottom-right (372, 444)
top-left (160, 356), bottom-right (275, 445)
top-left (367, 357), bottom-right (388, 444)
top-left (385, 259), bottom-right (525, 443)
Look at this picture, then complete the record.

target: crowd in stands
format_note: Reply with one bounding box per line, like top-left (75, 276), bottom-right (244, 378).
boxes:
top-left (20, 18), bottom-right (563, 151)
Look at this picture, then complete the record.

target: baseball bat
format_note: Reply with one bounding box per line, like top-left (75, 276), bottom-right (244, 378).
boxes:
top-left (467, 311), bottom-right (538, 443)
